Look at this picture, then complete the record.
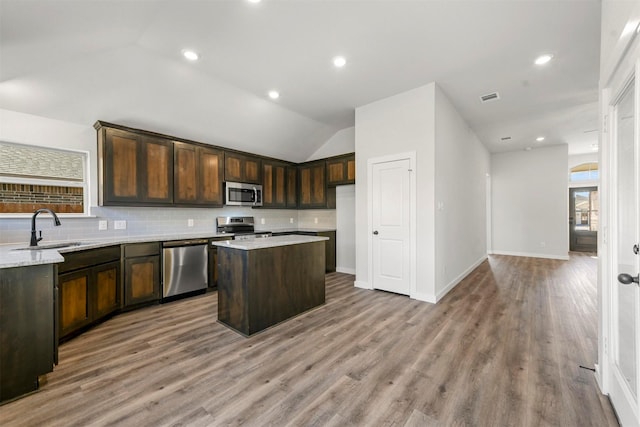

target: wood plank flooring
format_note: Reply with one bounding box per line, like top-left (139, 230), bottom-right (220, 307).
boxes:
top-left (0, 253), bottom-right (618, 426)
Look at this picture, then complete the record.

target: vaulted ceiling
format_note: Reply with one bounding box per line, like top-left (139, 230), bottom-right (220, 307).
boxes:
top-left (0, 0), bottom-right (601, 162)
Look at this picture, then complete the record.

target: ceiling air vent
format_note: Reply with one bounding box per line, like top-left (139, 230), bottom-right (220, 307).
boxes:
top-left (501, 136), bottom-right (511, 142)
top-left (480, 92), bottom-right (500, 103)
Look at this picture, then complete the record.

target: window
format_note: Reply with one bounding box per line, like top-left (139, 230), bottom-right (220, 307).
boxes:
top-left (570, 162), bottom-right (599, 182)
top-left (0, 141), bottom-right (88, 214)
top-left (572, 188), bottom-right (599, 232)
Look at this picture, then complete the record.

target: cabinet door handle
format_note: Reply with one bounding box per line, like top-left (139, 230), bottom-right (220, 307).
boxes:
top-left (373, 230), bottom-right (379, 235)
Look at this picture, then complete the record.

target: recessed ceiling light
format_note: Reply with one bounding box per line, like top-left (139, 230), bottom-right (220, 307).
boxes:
top-left (247, 0), bottom-right (261, 3)
top-left (524, 147), bottom-right (532, 151)
top-left (182, 50), bottom-right (199, 61)
top-left (268, 90), bottom-right (280, 100)
top-left (333, 56), bottom-right (347, 68)
top-left (536, 136), bottom-right (545, 142)
top-left (534, 54), bottom-right (553, 65)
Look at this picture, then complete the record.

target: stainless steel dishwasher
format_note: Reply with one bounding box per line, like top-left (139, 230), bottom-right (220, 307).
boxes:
top-left (162, 239), bottom-right (209, 300)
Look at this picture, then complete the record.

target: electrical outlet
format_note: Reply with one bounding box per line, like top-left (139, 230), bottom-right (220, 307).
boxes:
top-left (314, 217), bottom-right (318, 224)
top-left (98, 220), bottom-right (108, 231)
top-left (290, 218), bottom-right (294, 224)
top-left (540, 241), bottom-right (546, 248)
top-left (114, 220), bottom-right (127, 230)
top-left (188, 219), bottom-right (194, 227)
top-left (261, 218), bottom-right (265, 225)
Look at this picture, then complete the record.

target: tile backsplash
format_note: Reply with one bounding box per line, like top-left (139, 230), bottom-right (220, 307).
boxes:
top-left (0, 206), bottom-right (336, 245)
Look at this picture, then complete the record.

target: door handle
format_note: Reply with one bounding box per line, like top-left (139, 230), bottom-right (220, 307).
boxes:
top-left (634, 244), bottom-right (639, 255)
top-left (618, 273), bottom-right (640, 285)
top-left (373, 230), bottom-right (379, 235)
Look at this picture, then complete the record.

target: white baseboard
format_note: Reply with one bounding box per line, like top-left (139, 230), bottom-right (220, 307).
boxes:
top-left (336, 267), bottom-right (356, 275)
top-left (411, 292), bottom-right (436, 304)
top-left (490, 250), bottom-right (569, 261)
top-left (594, 363), bottom-right (606, 394)
top-left (435, 255), bottom-right (488, 302)
top-left (354, 280), bottom-right (371, 290)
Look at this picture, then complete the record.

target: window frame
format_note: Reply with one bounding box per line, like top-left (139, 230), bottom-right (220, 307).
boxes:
top-left (0, 143), bottom-right (91, 217)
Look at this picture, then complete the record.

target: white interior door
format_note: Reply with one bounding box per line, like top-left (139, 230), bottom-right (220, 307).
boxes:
top-left (609, 69), bottom-right (640, 427)
top-left (371, 158), bottom-right (411, 295)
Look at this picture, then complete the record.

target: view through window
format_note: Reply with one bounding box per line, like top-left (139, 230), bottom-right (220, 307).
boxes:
top-left (0, 141), bottom-right (88, 214)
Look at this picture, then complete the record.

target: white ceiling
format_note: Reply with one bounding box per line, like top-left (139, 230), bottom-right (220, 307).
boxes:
top-left (0, 0), bottom-right (602, 162)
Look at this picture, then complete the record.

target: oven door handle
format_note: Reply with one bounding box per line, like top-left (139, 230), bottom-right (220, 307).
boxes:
top-left (163, 239), bottom-right (209, 248)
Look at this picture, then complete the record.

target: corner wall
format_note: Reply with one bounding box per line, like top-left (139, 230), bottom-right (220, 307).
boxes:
top-left (355, 83), bottom-right (437, 300)
top-left (491, 145), bottom-right (569, 259)
top-left (306, 127), bottom-right (355, 161)
top-left (434, 85), bottom-right (490, 300)
top-left (0, 109), bottom-right (339, 245)
top-left (0, 109), bottom-right (97, 206)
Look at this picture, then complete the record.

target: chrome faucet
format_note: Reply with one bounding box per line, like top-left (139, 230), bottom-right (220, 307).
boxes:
top-left (30, 208), bottom-right (62, 247)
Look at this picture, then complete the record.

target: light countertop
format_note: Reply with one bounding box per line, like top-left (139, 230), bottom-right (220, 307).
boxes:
top-left (211, 234), bottom-right (328, 251)
top-left (0, 232), bottom-right (230, 270)
top-left (0, 228), bottom-right (336, 269)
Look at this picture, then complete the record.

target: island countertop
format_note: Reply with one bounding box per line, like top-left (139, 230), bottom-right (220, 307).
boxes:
top-left (211, 234), bottom-right (328, 251)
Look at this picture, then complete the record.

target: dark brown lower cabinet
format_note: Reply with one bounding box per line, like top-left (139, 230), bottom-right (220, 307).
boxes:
top-left (0, 264), bottom-right (56, 403)
top-left (217, 240), bottom-right (326, 336)
top-left (123, 242), bottom-right (160, 307)
top-left (58, 246), bottom-right (121, 340)
top-left (209, 236), bottom-right (233, 289)
top-left (288, 230), bottom-right (336, 273)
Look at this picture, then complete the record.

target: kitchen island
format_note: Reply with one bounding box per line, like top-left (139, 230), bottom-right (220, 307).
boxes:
top-left (212, 235), bottom-right (328, 336)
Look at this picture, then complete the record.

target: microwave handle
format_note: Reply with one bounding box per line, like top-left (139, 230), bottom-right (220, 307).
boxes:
top-left (253, 187), bottom-right (257, 205)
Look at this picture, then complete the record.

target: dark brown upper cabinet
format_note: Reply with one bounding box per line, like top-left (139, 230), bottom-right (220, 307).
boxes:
top-left (261, 160), bottom-right (288, 208)
top-left (96, 123), bottom-right (173, 206)
top-left (96, 121), bottom-right (352, 209)
top-left (174, 142), bottom-right (224, 206)
top-left (326, 153), bottom-right (355, 186)
top-left (224, 152), bottom-right (262, 184)
top-left (298, 160), bottom-right (327, 209)
top-left (286, 166), bottom-right (298, 208)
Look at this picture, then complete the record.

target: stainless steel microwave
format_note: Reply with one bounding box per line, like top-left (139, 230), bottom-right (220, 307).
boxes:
top-left (225, 182), bottom-right (263, 207)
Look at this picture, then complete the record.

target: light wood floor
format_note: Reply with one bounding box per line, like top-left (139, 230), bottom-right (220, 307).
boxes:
top-left (1, 253), bottom-right (618, 426)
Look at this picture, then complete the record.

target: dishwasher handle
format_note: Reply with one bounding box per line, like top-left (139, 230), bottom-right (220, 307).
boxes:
top-left (162, 239), bottom-right (209, 248)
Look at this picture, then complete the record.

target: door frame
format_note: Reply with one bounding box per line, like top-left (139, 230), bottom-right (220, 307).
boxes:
top-left (598, 6), bottom-right (640, 425)
top-left (366, 151), bottom-right (417, 298)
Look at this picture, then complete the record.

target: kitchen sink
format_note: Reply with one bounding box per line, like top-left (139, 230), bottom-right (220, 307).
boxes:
top-left (12, 242), bottom-right (85, 251)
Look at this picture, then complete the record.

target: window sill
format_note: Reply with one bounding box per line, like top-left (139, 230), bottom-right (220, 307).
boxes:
top-left (0, 214), bottom-right (96, 219)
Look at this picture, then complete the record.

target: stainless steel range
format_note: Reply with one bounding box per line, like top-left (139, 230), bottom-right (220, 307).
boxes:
top-left (216, 216), bottom-right (272, 241)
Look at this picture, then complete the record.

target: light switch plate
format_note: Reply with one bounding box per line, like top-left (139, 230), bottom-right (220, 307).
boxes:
top-left (114, 220), bottom-right (127, 230)
top-left (261, 218), bottom-right (265, 225)
top-left (188, 219), bottom-right (194, 227)
top-left (290, 218), bottom-right (294, 224)
top-left (98, 220), bottom-right (108, 231)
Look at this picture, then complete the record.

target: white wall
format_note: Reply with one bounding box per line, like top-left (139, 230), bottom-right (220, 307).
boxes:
top-left (355, 83), bottom-right (438, 300)
top-left (491, 145), bottom-right (569, 259)
top-left (306, 127), bottom-right (355, 161)
top-left (336, 185), bottom-right (355, 274)
top-left (0, 109), bottom-right (98, 205)
top-left (600, 0), bottom-right (639, 78)
top-left (306, 126), bottom-right (357, 274)
top-left (0, 108), bottom-right (341, 244)
top-left (434, 85), bottom-right (490, 299)
top-left (355, 82), bottom-right (490, 302)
